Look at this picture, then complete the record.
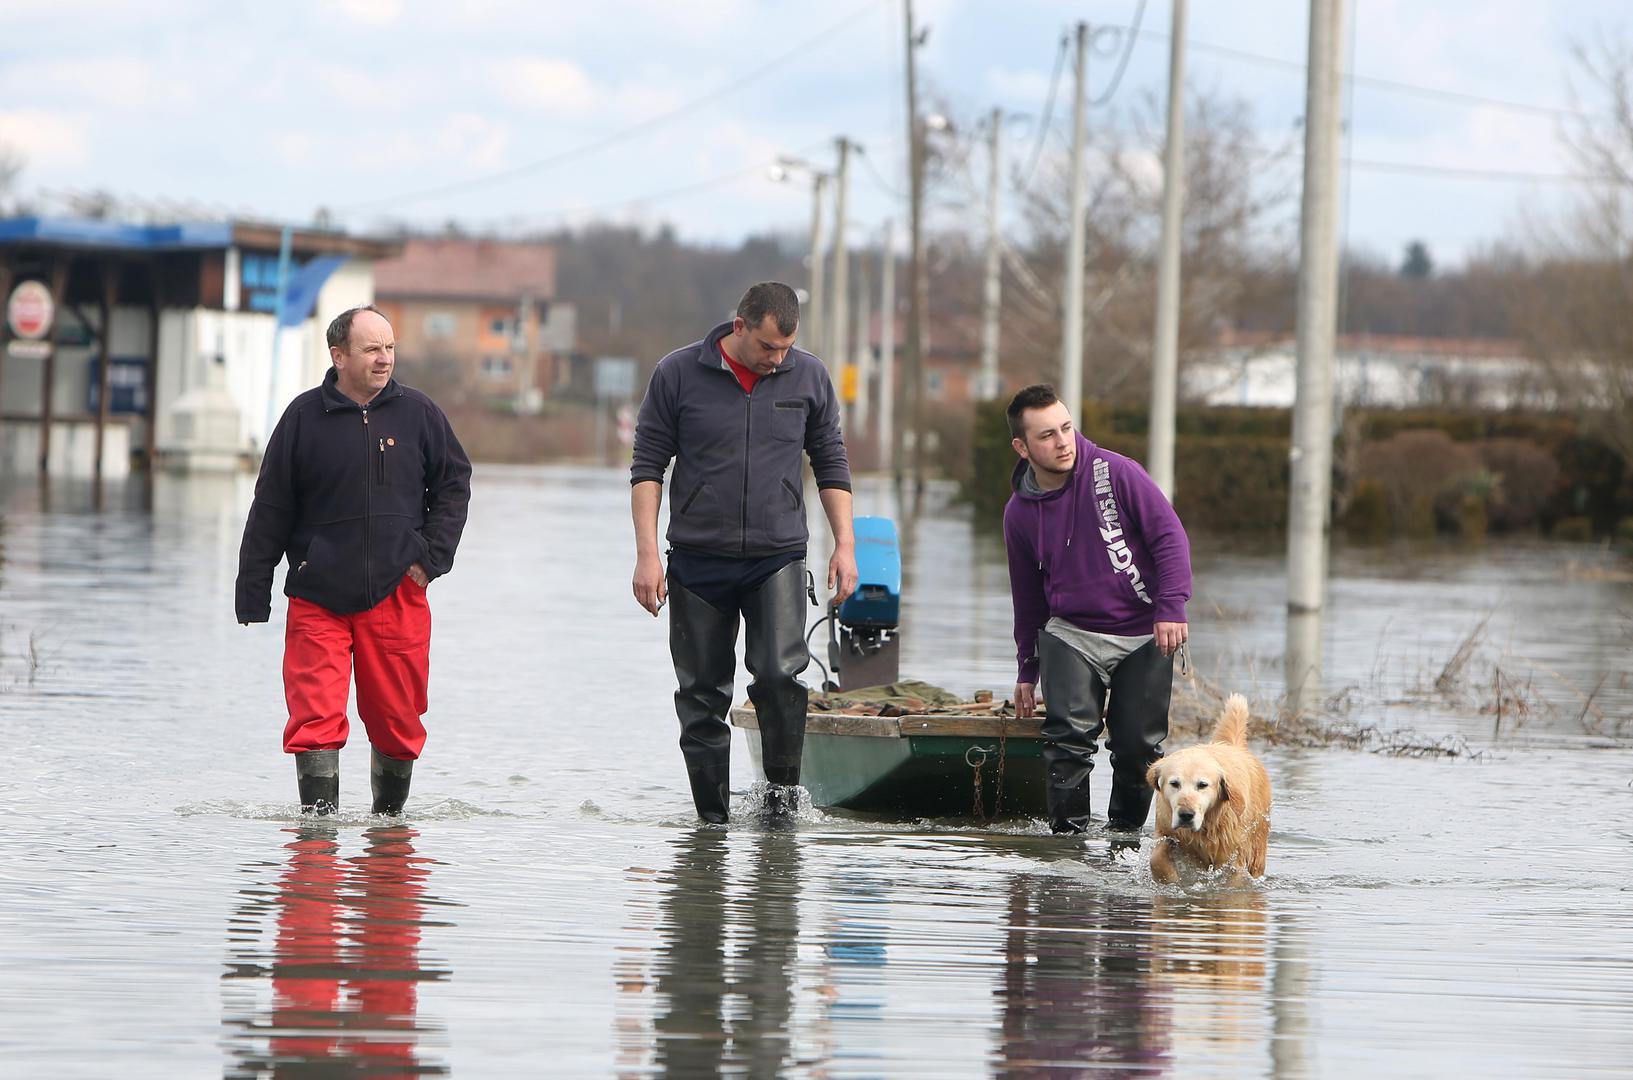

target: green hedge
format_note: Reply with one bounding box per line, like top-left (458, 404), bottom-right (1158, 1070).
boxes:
top-left (966, 401), bottom-right (1632, 538)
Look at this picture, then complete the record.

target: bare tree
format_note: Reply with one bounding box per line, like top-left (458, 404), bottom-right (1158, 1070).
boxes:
top-left (1507, 38), bottom-right (1633, 467)
top-left (993, 88), bottom-right (1296, 405)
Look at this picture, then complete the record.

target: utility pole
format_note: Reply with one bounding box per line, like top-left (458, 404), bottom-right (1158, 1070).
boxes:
top-left (1285, 0), bottom-right (1347, 715)
top-left (1147, 0), bottom-right (1188, 500)
top-left (830, 137), bottom-right (851, 373)
top-left (1061, 21), bottom-right (1089, 417)
top-left (977, 106), bottom-right (1003, 402)
top-left (807, 172), bottom-right (827, 358)
top-left (853, 252), bottom-right (872, 435)
top-left (879, 219), bottom-right (897, 477)
top-left (904, 0), bottom-right (928, 492)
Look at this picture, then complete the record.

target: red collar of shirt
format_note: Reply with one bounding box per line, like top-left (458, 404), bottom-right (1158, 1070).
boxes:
top-left (719, 340), bottom-right (761, 393)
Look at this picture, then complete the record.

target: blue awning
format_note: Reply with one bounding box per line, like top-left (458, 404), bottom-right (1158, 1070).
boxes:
top-left (0, 217), bottom-right (234, 251)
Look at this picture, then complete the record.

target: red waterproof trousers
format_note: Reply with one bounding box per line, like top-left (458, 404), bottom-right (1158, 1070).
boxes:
top-left (283, 577), bottom-right (431, 759)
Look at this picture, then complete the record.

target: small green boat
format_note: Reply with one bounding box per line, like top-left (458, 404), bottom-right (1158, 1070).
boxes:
top-left (730, 704), bottom-right (1049, 818)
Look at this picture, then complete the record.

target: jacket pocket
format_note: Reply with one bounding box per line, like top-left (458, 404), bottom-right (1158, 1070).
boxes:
top-left (678, 480), bottom-right (711, 516)
top-left (769, 478), bottom-right (805, 544)
top-left (771, 399), bottom-right (806, 442)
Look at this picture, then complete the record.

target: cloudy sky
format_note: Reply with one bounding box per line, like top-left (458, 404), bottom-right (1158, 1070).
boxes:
top-left (2, 0), bottom-right (1626, 266)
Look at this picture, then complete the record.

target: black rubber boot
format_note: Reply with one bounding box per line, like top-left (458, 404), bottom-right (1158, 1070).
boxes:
top-left (669, 578), bottom-right (740, 824)
top-left (1103, 640), bottom-right (1173, 830)
top-left (370, 748), bottom-right (414, 815)
top-left (741, 561), bottom-right (811, 790)
top-left (1037, 630), bottom-right (1108, 833)
top-left (294, 749), bottom-right (340, 815)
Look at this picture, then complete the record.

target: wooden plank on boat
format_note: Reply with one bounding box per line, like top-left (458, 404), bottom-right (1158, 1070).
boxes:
top-left (730, 706), bottom-right (903, 738)
top-left (897, 715), bottom-right (1047, 738)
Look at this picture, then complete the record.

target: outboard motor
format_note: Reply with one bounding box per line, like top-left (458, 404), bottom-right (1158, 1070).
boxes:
top-left (827, 516), bottom-right (901, 691)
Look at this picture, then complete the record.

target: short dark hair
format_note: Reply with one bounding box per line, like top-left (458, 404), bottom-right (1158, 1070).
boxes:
top-left (1006, 383), bottom-right (1061, 439)
top-left (736, 282), bottom-right (800, 337)
top-left (326, 305), bottom-right (386, 351)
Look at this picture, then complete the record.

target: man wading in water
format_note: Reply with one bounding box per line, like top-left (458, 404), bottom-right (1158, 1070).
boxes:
top-left (630, 282), bottom-right (857, 823)
top-left (1003, 384), bottom-right (1192, 834)
top-left (236, 305), bottom-right (471, 816)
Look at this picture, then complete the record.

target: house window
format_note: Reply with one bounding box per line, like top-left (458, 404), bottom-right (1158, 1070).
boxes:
top-left (926, 370), bottom-right (945, 400)
top-left (424, 311), bottom-right (456, 339)
top-left (489, 316), bottom-right (510, 337)
top-left (482, 355), bottom-right (514, 379)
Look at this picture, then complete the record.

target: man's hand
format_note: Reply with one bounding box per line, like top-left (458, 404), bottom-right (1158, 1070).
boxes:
top-left (1014, 682), bottom-right (1037, 719)
top-left (827, 543), bottom-right (858, 604)
top-left (1154, 620), bottom-right (1188, 658)
top-left (407, 562), bottom-right (430, 588)
top-left (633, 551), bottom-right (667, 616)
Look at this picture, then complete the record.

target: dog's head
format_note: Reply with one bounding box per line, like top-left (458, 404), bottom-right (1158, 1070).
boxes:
top-left (1147, 747), bottom-right (1230, 833)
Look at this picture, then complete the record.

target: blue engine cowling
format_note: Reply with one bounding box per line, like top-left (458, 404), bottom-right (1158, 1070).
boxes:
top-left (837, 516), bottom-right (900, 630)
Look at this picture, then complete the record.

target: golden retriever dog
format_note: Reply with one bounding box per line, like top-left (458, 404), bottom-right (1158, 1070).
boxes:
top-left (1146, 694), bottom-right (1271, 884)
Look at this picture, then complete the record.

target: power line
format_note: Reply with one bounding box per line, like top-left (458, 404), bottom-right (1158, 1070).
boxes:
top-left (1129, 27), bottom-right (1588, 121)
top-left (1088, 0), bottom-right (1148, 107)
top-left (1019, 31), bottom-right (1071, 188)
top-left (1347, 157), bottom-right (1617, 185)
top-left (339, 0), bottom-right (891, 214)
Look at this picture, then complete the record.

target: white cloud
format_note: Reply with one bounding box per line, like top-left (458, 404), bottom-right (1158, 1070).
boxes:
top-left (335, 0), bottom-right (403, 25)
top-left (322, 69), bottom-right (396, 108)
top-left (491, 58), bottom-right (598, 114)
top-left (435, 114), bottom-right (510, 170)
top-left (0, 58), bottom-right (181, 109)
top-left (0, 110), bottom-right (92, 167)
top-left (275, 132), bottom-right (318, 166)
top-left (987, 67), bottom-right (1052, 104)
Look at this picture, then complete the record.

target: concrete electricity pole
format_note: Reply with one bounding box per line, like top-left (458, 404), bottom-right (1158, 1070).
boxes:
top-left (830, 137), bottom-right (852, 374)
top-left (903, 0), bottom-right (928, 492)
top-left (878, 219), bottom-right (897, 477)
top-left (807, 171), bottom-right (828, 358)
top-left (977, 106), bottom-right (1003, 403)
top-left (1061, 21), bottom-right (1089, 417)
top-left (853, 251), bottom-right (872, 433)
top-left (1147, 0), bottom-right (1188, 501)
top-left (1285, 0), bottom-right (1347, 715)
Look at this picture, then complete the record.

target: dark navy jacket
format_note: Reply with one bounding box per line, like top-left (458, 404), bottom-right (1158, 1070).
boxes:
top-left (630, 320), bottom-right (851, 557)
top-left (235, 368), bottom-right (472, 622)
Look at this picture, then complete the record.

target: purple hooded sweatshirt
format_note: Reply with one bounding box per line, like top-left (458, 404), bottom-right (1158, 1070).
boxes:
top-left (1003, 432), bottom-right (1192, 684)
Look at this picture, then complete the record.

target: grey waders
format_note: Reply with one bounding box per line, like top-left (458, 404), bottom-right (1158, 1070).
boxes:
top-left (1037, 631), bottom-right (1171, 833)
top-left (295, 749), bottom-right (340, 815)
top-left (668, 560), bottom-right (809, 823)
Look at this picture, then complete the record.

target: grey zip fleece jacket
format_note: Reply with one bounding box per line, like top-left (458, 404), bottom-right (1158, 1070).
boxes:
top-left (630, 320), bottom-right (851, 557)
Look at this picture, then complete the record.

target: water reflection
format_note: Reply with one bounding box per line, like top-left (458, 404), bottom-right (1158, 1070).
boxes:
top-left (995, 874), bottom-right (1172, 1076)
top-left (622, 828), bottom-right (805, 1077)
top-left (1149, 892), bottom-right (1271, 1061)
top-left (222, 825), bottom-right (449, 1077)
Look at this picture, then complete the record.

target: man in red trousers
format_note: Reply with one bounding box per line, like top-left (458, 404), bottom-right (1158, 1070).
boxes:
top-left (236, 305), bottom-right (471, 815)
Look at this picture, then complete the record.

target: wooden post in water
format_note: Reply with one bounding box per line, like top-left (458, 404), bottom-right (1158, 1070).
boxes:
top-left (0, 258), bottom-right (14, 417)
top-left (93, 260), bottom-right (119, 485)
top-left (38, 257), bottom-right (70, 474)
top-left (144, 262), bottom-right (164, 468)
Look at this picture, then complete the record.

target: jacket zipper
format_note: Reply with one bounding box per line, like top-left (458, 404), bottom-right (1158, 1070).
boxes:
top-left (362, 407), bottom-right (373, 601)
top-left (740, 389), bottom-right (751, 555)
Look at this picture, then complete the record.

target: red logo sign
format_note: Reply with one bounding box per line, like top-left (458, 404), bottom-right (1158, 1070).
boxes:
top-left (7, 281), bottom-right (54, 341)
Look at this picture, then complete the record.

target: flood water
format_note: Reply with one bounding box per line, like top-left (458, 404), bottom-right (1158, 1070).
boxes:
top-left (1, 464), bottom-right (1630, 1078)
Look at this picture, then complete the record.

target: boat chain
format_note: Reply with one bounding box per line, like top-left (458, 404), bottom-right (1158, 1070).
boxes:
top-left (965, 713), bottom-right (1011, 822)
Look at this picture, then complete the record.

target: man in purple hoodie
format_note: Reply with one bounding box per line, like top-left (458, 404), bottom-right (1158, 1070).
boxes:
top-left (1003, 384), bottom-right (1192, 834)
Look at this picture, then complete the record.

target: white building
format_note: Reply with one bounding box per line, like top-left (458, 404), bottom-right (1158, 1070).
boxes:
top-left (0, 218), bottom-right (399, 477)
top-left (1184, 333), bottom-right (1555, 411)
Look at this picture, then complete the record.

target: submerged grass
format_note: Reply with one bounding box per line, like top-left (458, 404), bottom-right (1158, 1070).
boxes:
top-left (1168, 612), bottom-right (1631, 757)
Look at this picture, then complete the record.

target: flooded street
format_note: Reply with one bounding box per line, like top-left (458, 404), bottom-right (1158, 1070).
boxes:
top-left (1, 464), bottom-right (1630, 1077)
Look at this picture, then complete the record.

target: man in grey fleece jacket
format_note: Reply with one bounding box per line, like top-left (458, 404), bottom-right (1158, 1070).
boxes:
top-left (630, 282), bottom-right (858, 823)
